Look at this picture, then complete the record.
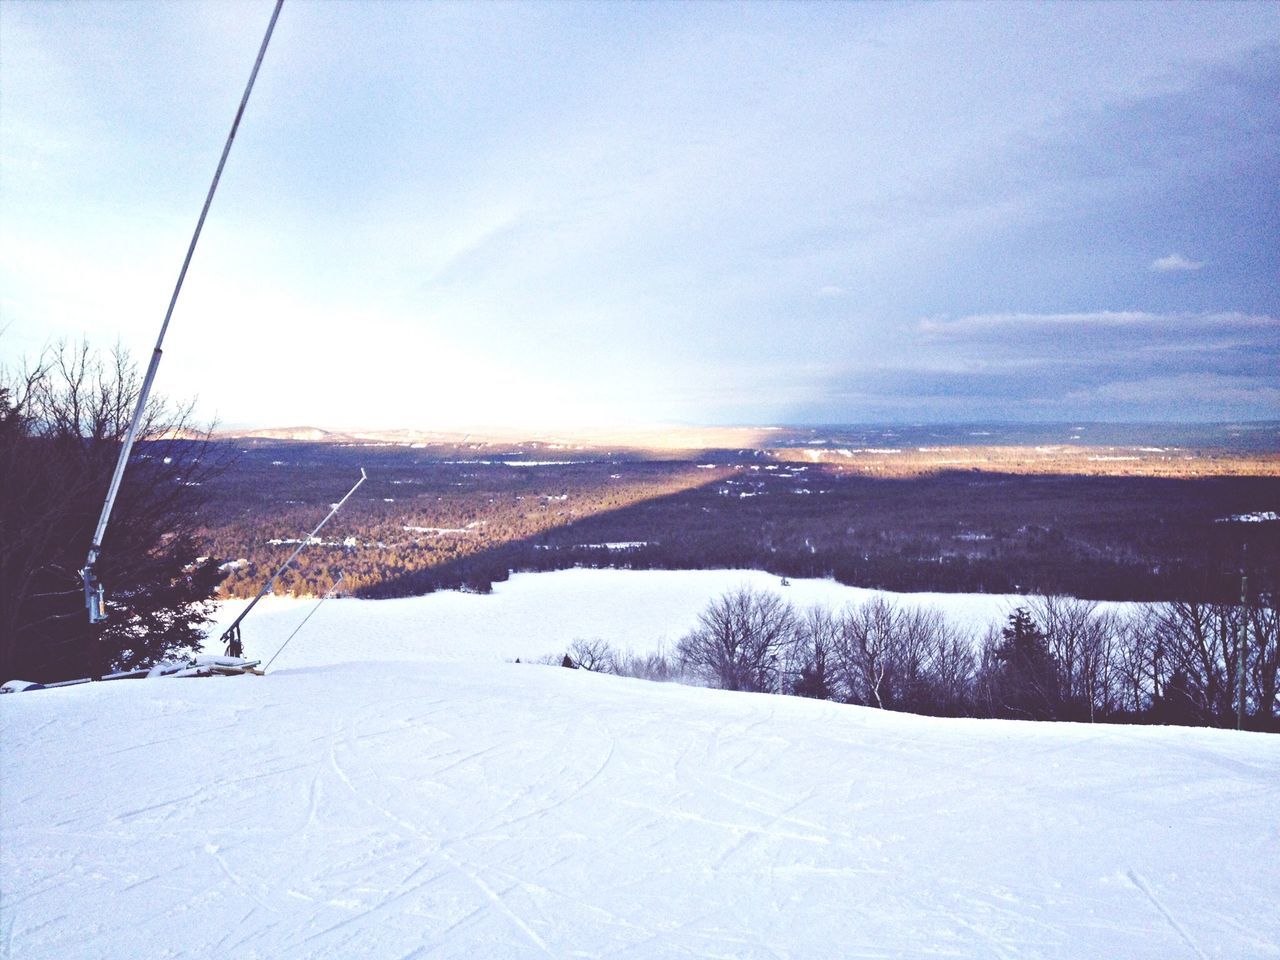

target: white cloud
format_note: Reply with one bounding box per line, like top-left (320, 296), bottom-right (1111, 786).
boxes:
top-left (917, 310), bottom-right (1272, 338)
top-left (817, 285), bottom-right (846, 297)
top-left (919, 310), bottom-right (1146, 336)
top-left (1149, 253), bottom-right (1205, 272)
top-left (1067, 373), bottom-right (1280, 407)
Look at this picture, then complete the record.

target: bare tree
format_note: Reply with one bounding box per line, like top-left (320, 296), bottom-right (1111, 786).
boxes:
top-left (1246, 597), bottom-right (1279, 726)
top-left (614, 647), bottom-right (686, 683)
top-left (827, 598), bottom-right (976, 715)
top-left (893, 605), bottom-right (948, 709)
top-left (916, 619), bottom-right (977, 716)
top-left (791, 606), bottom-right (838, 699)
top-left (1030, 595), bottom-right (1121, 721)
top-left (832, 596), bottom-right (901, 708)
top-left (568, 638), bottom-right (616, 673)
top-left (677, 586), bottom-right (798, 692)
top-left (1111, 607), bottom-right (1166, 718)
top-left (1156, 602), bottom-right (1240, 724)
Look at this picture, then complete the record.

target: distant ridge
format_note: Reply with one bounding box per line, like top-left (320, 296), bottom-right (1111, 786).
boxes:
top-left (210, 422), bottom-right (1280, 454)
top-left (221, 426), bottom-right (357, 443)
top-left (213, 425), bottom-right (787, 450)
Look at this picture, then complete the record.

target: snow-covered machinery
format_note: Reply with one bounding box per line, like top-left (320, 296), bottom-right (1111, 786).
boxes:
top-left (1, 656), bottom-right (263, 695)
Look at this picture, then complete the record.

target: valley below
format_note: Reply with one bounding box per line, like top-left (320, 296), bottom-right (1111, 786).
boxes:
top-left (182, 424), bottom-right (1280, 605)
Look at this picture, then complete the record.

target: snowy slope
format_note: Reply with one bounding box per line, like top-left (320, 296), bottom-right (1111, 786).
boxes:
top-left (3, 573), bottom-right (1276, 959)
top-left (204, 568), bottom-right (1130, 669)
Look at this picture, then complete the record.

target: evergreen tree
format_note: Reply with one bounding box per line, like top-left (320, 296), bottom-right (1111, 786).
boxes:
top-left (793, 659), bottom-right (833, 700)
top-left (1, 343), bottom-right (224, 683)
top-left (992, 607), bottom-right (1061, 720)
top-left (1148, 668), bottom-right (1202, 726)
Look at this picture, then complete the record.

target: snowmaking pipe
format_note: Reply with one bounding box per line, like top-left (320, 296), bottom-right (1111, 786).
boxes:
top-left (219, 468), bottom-right (366, 657)
top-left (82, 0), bottom-right (285, 622)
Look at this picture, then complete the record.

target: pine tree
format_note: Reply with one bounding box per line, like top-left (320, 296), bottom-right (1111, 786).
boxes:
top-left (1, 343), bottom-right (223, 683)
top-left (1149, 668), bottom-right (1203, 726)
top-left (993, 607), bottom-right (1061, 720)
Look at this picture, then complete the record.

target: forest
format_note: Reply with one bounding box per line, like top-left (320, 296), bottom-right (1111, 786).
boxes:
top-left (187, 436), bottom-right (1279, 605)
top-left (560, 587), bottom-right (1280, 731)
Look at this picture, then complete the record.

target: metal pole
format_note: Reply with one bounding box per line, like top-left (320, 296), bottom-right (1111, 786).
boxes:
top-left (1238, 570), bottom-right (1247, 731)
top-left (221, 469), bottom-right (365, 656)
top-left (82, 0), bottom-right (285, 622)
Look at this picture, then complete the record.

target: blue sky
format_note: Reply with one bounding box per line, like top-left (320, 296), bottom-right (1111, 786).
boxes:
top-left (2, 0), bottom-right (1277, 429)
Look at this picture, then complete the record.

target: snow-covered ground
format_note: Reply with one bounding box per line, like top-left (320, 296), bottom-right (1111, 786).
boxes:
top-left (3, 570), bottom-right (1277, 959)
top-left (203, 567), bottom-right (1131, 669)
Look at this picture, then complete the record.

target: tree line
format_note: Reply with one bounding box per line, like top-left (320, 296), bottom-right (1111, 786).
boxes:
top-left (560, 586), bottom-right (1279, 730)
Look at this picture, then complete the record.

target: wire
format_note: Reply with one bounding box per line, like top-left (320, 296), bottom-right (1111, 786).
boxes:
top-left (263, 573), bottom-right (344, 674)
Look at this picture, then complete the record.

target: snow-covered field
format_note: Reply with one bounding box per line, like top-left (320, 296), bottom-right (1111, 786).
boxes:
top-left (203, 568), bottom-right (1129, 670)
top-left (3, 570), bottom-right (1277, 959)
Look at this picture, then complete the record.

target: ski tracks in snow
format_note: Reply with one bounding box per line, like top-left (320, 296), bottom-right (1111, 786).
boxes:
top-left (315, 694), bottom-right (561, 957)
top-left (6, 658), bottom-right (1280, 959)
top-left (1124, 868), bottom-right (1209, 960)
top-left (295, 680), bottom-right (634, 957)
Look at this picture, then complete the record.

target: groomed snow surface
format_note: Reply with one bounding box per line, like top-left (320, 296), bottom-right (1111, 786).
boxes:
top-left (3, 570), bottom-right (1278, 959)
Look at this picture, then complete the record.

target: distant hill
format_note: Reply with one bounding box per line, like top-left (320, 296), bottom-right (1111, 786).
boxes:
top-left (213, 424), bottom-right (790, 451)
top-left (211, 421), bottom-right (1280, 454)
top-left (215, 426), bottom-right (358, 443)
